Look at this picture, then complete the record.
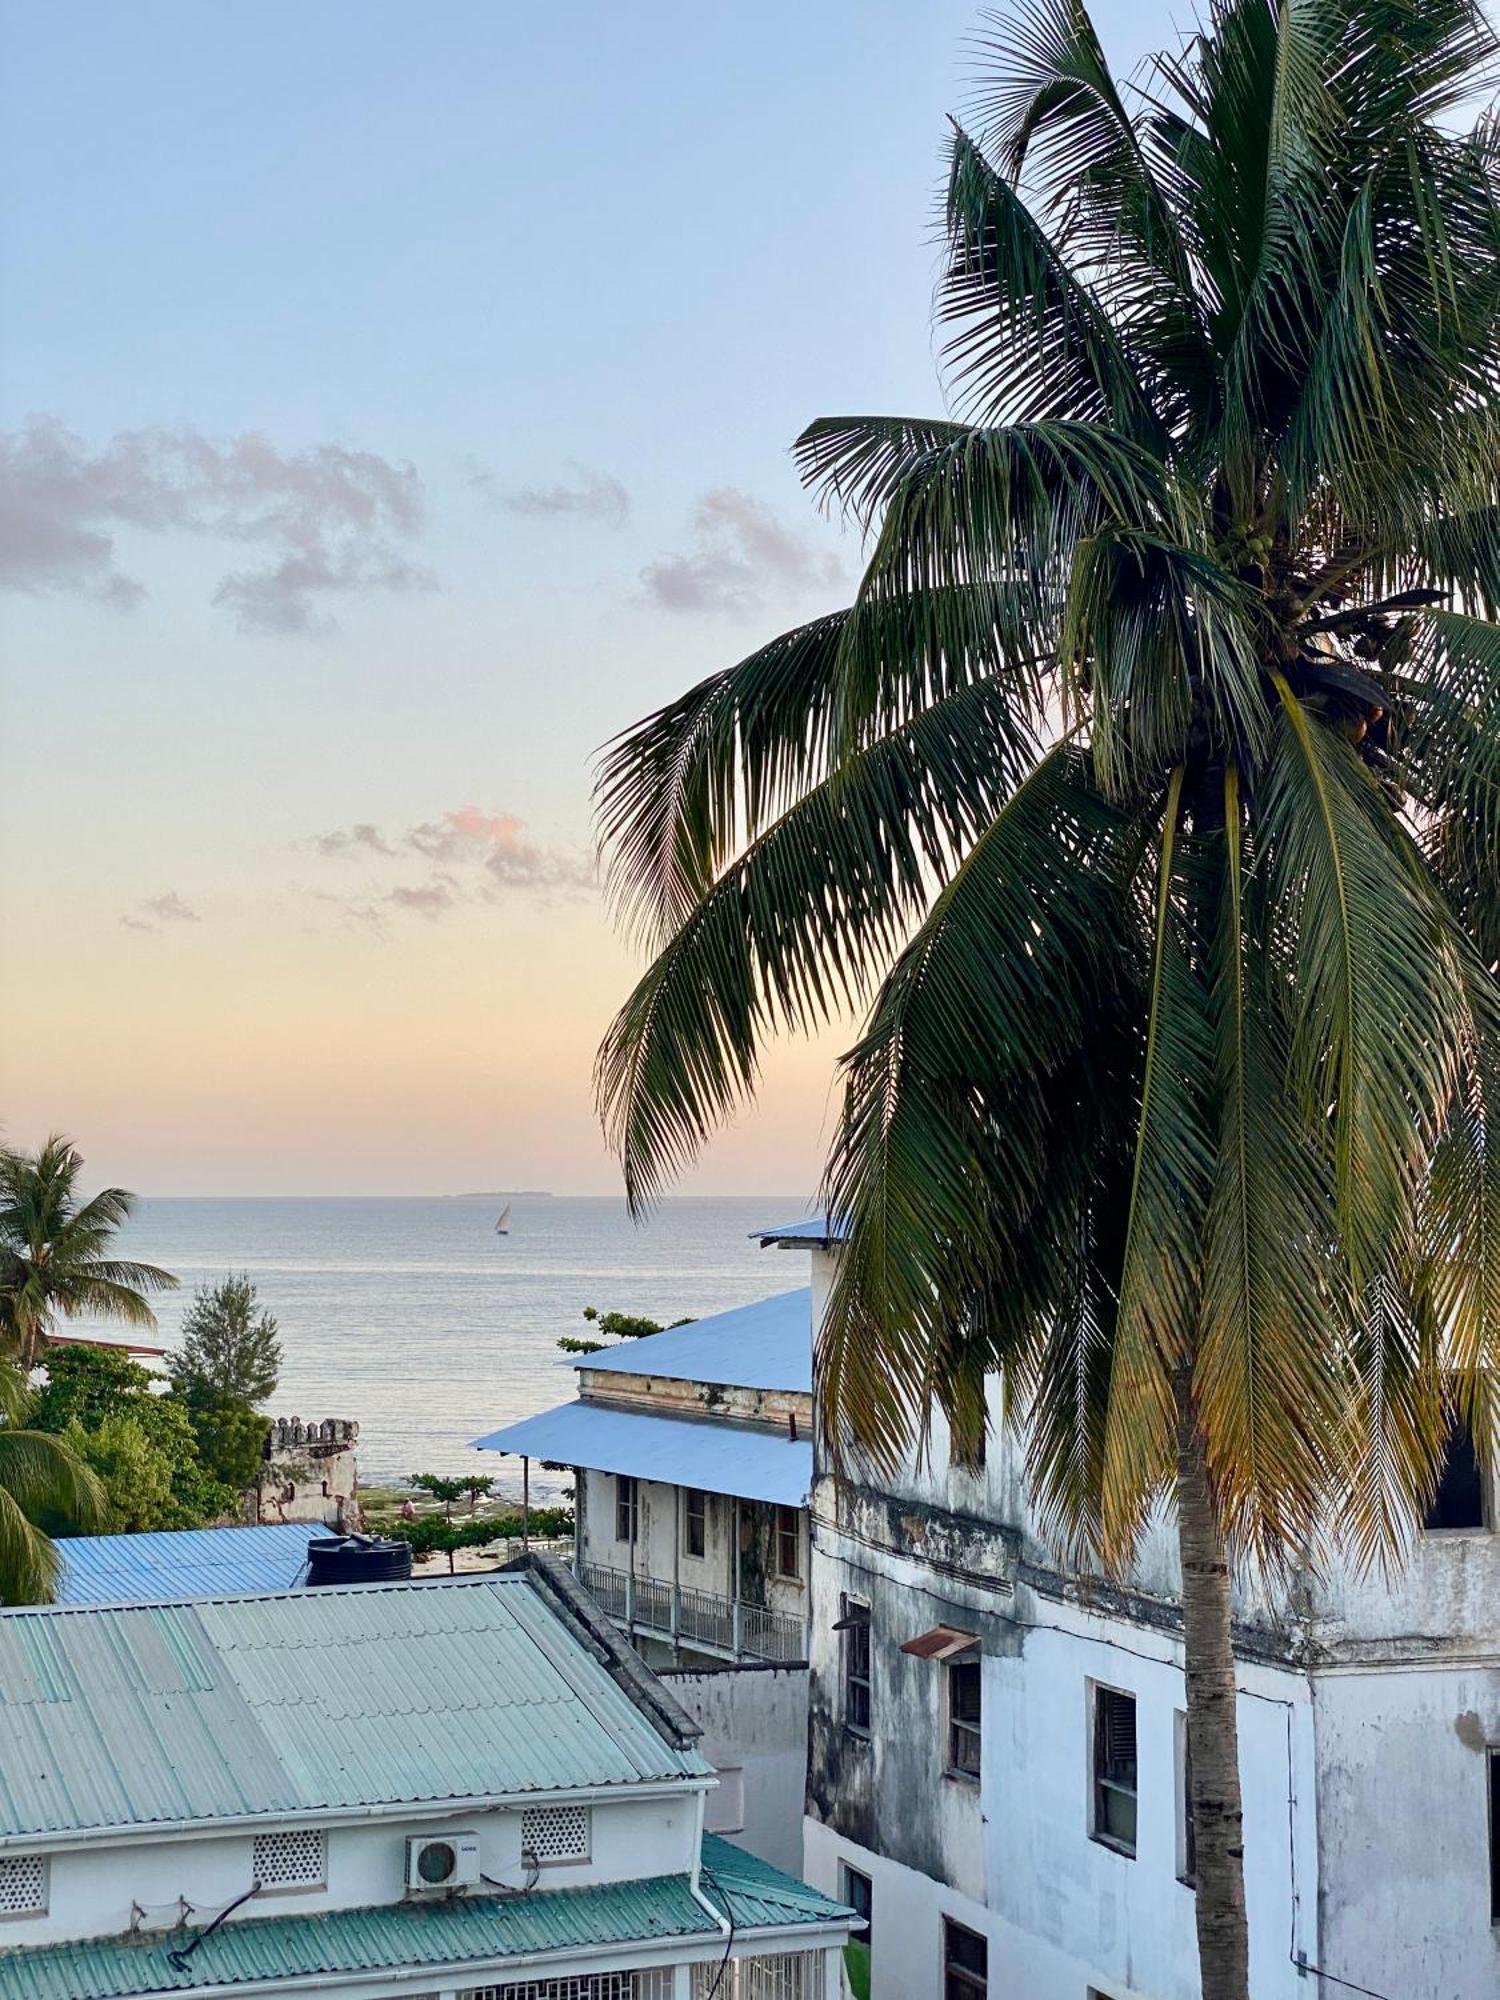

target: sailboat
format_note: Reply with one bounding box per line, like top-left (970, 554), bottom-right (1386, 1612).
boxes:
top-left (494, 1203), bottom-right (512, 1236)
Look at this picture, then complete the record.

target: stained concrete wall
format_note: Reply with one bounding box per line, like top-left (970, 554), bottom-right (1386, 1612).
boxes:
top-left (659, 1663), bottom-right (810, 1876)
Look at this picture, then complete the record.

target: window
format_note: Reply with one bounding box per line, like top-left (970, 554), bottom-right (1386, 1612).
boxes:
top-left (942, 1917), bottom-right (987, 1998)
top-left (683, 1487), bottom-right (708, 1560)
top-left (0, 1855), bottom-right (46, 1918)
top-left (950, 1412), bottom-right (986, 1473)
top-left (1425, 1418), bottom-right (1487, 1529)
top-left (775, 1506), bottom-right (801, 1580)
top-left (840, 1596), bottom-right (871, 1734)
top-left (840, 1862), bottom-right (872, 1934)
top-left (614, 1474), bottom-right (638, 1544)
top-left (521, 1803), bottom-right (591, 1864)
top-left (946, 1655), bottom-right (982, 1781)
top-left (1490, 1749), bottom-right (1500, 1924)
top-left (251, 1827), bottom-right (326, 1891)
top-left (1091, 1685), bottom-right (1138, 1856)
top-left (1176, 1711), bottom-right (1197, 1888)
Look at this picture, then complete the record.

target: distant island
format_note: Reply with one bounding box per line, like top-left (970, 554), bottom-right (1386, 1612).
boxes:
top-left (451, 1190), bottom-right (553, 1199)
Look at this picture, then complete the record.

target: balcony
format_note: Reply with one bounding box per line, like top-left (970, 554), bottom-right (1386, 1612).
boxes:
top-left (576, 1562), bottom-right (807, 1664)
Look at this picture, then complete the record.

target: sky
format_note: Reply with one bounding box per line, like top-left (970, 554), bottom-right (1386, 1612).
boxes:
top-left (0, 0), bottom-right (1152, 1196)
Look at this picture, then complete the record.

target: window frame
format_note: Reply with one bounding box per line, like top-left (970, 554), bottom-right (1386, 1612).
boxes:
top-left (682, 1486), bottom-right (708, 1561)
top-left (942, 1915), bottom-right (988, 1999)
top-left (839, 1861), bottom-right (873, 1937)
top-left (1175, 1709), bottom-right (1197, 1889)
top-left (774, 1504), bottom-right (802, 1581)
top-left (944, 1653), bottom-right (982, 1784)
top-left (1490, 1747), bottom-right (1500, 1925)
top-left (1090, 1682), bottom-right (1139, 1858)
top-left (841, 1595), bottom-right (872, 1737)
top-left (614, 1473), bottom-right (638, 1545)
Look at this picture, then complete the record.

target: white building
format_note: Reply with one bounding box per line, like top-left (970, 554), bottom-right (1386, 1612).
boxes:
top-left (474, 1290), bottom-right (813, 1670)
top-left (0, 1554), bottom-right (853, 2000)
top-left (756, 1219), bottom-right (1500, 2000)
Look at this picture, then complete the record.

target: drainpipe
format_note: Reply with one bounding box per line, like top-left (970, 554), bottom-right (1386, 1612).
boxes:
top-left (521, 1457), bottom-right (530, 1553)
top-left (671, 1483), bottom-right (682, 1663)
top-left (689, 1788), bottom-right (733, 1944)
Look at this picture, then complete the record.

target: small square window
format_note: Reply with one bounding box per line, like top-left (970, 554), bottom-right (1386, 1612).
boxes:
top-left (0, 1855), bottom-right (46, 1918)
top-left (946, 1655), bottom-right (982, 1782)
top-left (683, 1488), bottom-right (707, 1560)
top-left (943, 1916), bottom-right (987, 1998)
top-left (614, 1474), bottom-right (638, 1544)
top-left (840, 1596), bottom-right (871, 1735)
top-left (775, 1506), bottom-right (801, 1580)
top-left (1091, 1685), bottom-right (1138, 1857)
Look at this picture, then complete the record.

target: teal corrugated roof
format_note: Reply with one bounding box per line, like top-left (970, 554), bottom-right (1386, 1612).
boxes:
top-left (0, 1576), bottom-right (707, 1842)
top-left (55, 1526), bottom-right (313, 1606)
top-left (0, 1839), bottom-right (852, 2000)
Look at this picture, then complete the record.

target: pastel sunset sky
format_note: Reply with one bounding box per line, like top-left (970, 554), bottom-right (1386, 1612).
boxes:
top-left (1, 0), bottom-right (1149, 1196)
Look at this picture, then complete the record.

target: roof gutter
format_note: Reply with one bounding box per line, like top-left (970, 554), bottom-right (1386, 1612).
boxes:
top-left (0, 1778), bottom-right (714, 1858)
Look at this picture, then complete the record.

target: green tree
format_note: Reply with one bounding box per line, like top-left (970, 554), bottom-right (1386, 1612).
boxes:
top-left (0, 1365), bottom-right (105, 1603)
top-left (184, 1397), bottom-right (270, 1498)
top-left (166, 1276), bottom-right (282, 1405)
top-left (594, 7), bottom-right (1500, 1995)
top-left (557, 1306), bottom-right (692, 1356)
top-left (0, 1137), bottom-right (176, 1370)
top-left (408, 1472), bottom-right (468, 1519)
top-left (59, 1414), bottom-right (178, 1535)
top-left (32, 1345), bottom-right (233, 1530)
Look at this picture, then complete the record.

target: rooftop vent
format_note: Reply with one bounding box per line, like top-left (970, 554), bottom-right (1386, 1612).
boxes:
top-left (304, 1533), bottom-right (412, 1588)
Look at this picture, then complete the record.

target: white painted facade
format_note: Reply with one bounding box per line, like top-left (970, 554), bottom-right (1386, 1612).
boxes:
top-left (661, 1663), bottom-right (812, 1877)
top-left (783, 1237), bottom-right (1500, 2000)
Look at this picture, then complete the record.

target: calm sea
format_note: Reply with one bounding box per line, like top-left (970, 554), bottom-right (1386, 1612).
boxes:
top-left (66, 1196), bottom-right (814, 1497)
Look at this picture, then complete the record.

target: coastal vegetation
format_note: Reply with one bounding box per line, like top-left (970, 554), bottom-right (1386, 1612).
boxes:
top-left (557, 1304), bottom-right (691, 1355)
top-left (0, 1135), bottom-right (176, 1369)
top-left (388, 1505), bottom-right (574, 1571)
top-left (595, 3), bottom-right (1500, 1995)
top-left (0, 1363), bottom-right (104, 1604)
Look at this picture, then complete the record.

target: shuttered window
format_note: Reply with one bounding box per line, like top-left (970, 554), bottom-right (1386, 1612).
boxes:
top-left (1091, 1686), bottom-right (1138, 1856)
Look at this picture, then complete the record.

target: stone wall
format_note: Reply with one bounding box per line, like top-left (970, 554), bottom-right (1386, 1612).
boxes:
top-left (254, 1415), bottom-right (360, 1529)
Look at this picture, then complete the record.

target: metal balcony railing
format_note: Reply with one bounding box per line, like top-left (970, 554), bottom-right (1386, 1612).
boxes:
top-left (575, 1562), bottom-right (807, 1664)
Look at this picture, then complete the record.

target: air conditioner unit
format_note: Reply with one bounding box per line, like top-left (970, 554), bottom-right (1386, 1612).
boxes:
top-left (404, 1831), bottom-right (481, 1893)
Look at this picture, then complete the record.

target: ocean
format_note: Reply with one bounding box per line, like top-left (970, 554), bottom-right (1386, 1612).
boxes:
top-left (65, 1195), bottom-right (815, 1499)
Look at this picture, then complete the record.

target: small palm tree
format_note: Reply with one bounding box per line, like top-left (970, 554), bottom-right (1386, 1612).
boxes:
top-left (0, 1137), bottom-right (177, 1370)
top-left (0, 1365), bottom-right (105, 1604)
top-left (595, 5), bottom-right (1500, 1996)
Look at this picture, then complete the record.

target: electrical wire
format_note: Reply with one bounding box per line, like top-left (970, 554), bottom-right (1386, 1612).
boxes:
top-left (164, 1881), bottom-right (261, 1974)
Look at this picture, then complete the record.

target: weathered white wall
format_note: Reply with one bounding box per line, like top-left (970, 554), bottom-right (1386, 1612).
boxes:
top-left (1311, 1664), bottom-right (1500, 2000)
top-left (660, 1664), bottom-right (810, 1876)
top-left (5, 1792), bottom-right (703, 1949)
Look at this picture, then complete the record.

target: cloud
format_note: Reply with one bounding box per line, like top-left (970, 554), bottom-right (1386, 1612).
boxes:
top-left (467, 458), bottom-right (630, 528)
top-left (309, 822), bottom-right (396, 859)
top-left (641, 488), bottom-right (842, 614)
top-left (304, 806), bottom-right (594, 928)
top-left (0, 416), bottom-right (436, 634)
top-left (121, 890), bottom-right (200, 934)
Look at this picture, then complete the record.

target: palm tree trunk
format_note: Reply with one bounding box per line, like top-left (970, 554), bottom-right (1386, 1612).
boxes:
top-left (1177, 1403), bottom-right (1251, 2000)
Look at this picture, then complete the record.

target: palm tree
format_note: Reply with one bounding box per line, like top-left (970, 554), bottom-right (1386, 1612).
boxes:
top-left (594, 5), bottom-right (1500, 1996)
top-left (0, 1364), bottom-right (105, 1604)
top-left (0, 1137), bottom-right (177, 1371)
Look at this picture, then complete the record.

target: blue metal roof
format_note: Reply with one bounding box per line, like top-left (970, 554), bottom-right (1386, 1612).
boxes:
top-left (474, 1402), bottom-right (812, 1508)
top-left (578, 1288), bottom-right (811, 1394)
top-left (751, 1215), bottom-right (847, 1245)
top-left (0, 1838), bottom-right (853, 2000)
top-left (0, 1574), bottom-right (709, 1843)
top-left (54, 1525), bottom-right (314, 1606)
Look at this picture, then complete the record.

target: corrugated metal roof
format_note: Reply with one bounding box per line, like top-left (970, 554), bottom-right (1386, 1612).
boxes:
top-left (0, 1838), bottom-right (852, 2000)
top-left (472, 1402), bottom-right (812, 1508)
top-left (54, 1526), bottom-right (314, 1607)
top-left (0, 1575), bottom-right (707, 1843)
top-left (751, 1216), bottom-right (847, 1245)
top-left (576, 1289), bottom-right (811, 1394)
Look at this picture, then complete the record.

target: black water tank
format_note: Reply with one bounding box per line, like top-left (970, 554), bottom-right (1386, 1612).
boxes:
top-left (304, 1533), bottom-right (413, 1587)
